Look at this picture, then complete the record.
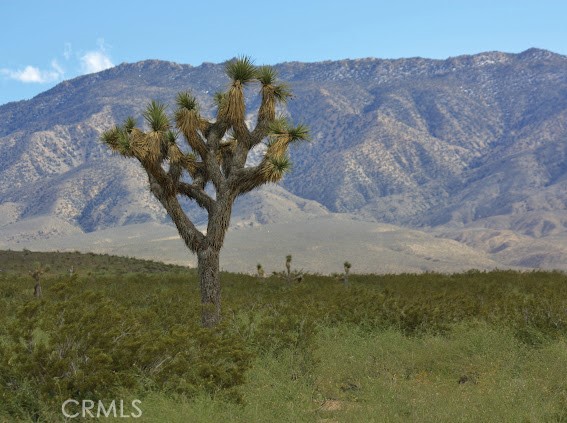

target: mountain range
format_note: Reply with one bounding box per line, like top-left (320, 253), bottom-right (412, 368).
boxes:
top-left (1, 48), bottom-right (567, 272)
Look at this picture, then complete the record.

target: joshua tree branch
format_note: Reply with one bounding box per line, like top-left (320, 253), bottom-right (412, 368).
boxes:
top-left (199, 129), bottom-right (226, 191)
top-left (205, 191), bottom-right (235, 251)
top-left (250, 117), bottom-right (272, 148)
top-left (148, 173), bottom-right (205, 252)
top-left (177, 182), bottom-right (215, 212)
top-left (204, 121), bottom-right (229, 143)
top-left (188, 132), bottom-right (208, 160)
top-left (228, 163), bottom-right (267, 196)
top-left (222, 139), bottom-right (245, 174)
top-left (232, 122), bottom-right (251, 145)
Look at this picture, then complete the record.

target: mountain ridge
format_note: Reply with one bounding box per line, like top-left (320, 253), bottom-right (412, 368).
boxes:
top-left (1, 48), bottom-right (567, 271)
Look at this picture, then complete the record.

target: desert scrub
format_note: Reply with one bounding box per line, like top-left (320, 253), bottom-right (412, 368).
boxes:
top-left (3, 254), bottom-right (567, 420)
top-left (66, 322), bottom-right (567, 423)
top-left (311, 322), bottom-right (567, 422)
top-left (225, 270), bottom-right (567, 341)
top-left (0, 277), bottom-right (252, 421)
top-left (0, 249), bottom-right (190, 276)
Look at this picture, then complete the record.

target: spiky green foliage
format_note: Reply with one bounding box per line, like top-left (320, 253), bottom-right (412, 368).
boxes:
top-left (214, 91), bottom-right (227, 108)
top-left (272, 83), bottom-right (292, 102)
top-left (256, 67), bottom-right (291, 100)
top-left (264, 119), bottom-right (309, 160)
top-left (287, 123), bottom-right (310, 142)
top-left (116, 129), bottom-right (133, 156)
top-left (143, 100), bottom-right (170, 132)
top-left (273, 155), bottom-right (292, 173)
top-left (256, 65), bottom-right (277, 86)
top-left (268, 119), bottom-right (309, 142)
top-left (124, 116), bottom-right (136, 133)
top-left (176, 91), bottom-right (199, 112)
top-left (173, 94), bottom-right (209, 159)
top-left (225, 56), bottom-right (256, 84)
top-left (268, 117), bottom-right (292, 137)
top-left (260, 155), bottom-right (291, 182)
top-left (256, 67), bottom-right (292, 124)
top-left (101, 126), bottom-right (133, 156)
top-left (223, 57), bottom-right (257, 126)
top-left (163, 129), bottom-right (177, 145)
top-left (101, 126), bottom-right (120, 149)
top-left (267, 118), bottom-right (309, 142)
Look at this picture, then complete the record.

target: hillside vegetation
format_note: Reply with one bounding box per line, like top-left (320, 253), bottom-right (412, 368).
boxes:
top-left (0, 249), bottom-right (190, 275)
top-left (1, 251), bottom-right (567, 421)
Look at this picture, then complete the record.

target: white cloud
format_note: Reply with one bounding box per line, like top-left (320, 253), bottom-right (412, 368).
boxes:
top-left (80, 40), bottom-right (114, 74)
top-left (0, 61), bottom-right (64, 84)
top-left (80, 50), bottom-right (114, 74)
top-left (1, 39), bottom-right (114, 85)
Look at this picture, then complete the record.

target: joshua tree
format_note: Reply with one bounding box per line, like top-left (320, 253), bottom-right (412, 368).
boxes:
top-left (101, 57), bottom-right (308, 327)
top-left (272, 254), bottom-right (303, 282)
top-left (343, 261), bottom-right (352, 285)
top-left (256, 263), bottom-right (265, 279)
top-left (29, 263), bottom-right (49, 298)
top-left (285, 254), bottom-right (293, 282)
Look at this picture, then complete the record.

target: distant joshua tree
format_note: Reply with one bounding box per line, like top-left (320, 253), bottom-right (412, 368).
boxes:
top-left (343, 261), bottom-right (352, 285)
top-left (285, 254), bottom-right (293, 282)
top-left (256, 263), bottom-right (265, 279)
top-left (101, 57), bottom-right (309, 327)
top-left (272, 254), bottom-right (303, 283)
top-left (29, 263), bottom-right (49, 298)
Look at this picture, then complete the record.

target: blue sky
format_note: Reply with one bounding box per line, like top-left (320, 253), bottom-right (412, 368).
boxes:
top-left (1, 0), bottom-right (566, 105)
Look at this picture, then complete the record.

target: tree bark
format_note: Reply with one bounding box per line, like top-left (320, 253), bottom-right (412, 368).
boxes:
top-left (197, 247), bottom-right (221, 327)
top-left (34, 282), bottom-right (42, 298)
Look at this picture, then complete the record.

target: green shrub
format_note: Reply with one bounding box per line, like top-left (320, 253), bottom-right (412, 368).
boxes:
top-left (0, 277), bottom-right (252, 420)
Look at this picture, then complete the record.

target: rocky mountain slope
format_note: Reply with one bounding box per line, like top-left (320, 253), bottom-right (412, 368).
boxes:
top-left (279, 49), bottom-right (567, 229)
top-left (1, 49), bottom-right (567, 271)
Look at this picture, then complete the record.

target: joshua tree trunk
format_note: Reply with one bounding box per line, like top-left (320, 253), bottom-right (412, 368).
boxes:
top-left (30, 266), bottom-right (47, 298)
top-left (34, 282), bottom-right (42, 298)
top-left (343, 261), bottom-right (352, 286)
top-left (285, 254), bottom-right (292, 283)
top-left (197, 247), bottom-right (221, 327)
